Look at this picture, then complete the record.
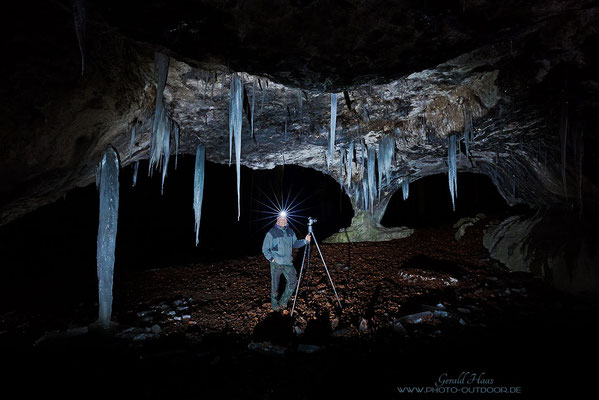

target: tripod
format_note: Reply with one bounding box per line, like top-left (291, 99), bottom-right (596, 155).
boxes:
top-left (291, 217), bottom-right (342, 316)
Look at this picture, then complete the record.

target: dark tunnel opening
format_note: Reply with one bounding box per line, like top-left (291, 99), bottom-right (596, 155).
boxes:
top-left (0, 157), bottom-right (354, 312)
top-left (381, 172), bottom-right (531, 229)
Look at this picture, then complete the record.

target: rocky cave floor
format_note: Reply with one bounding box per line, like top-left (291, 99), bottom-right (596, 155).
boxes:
top-left (2, 216), bottom-right (598, 398)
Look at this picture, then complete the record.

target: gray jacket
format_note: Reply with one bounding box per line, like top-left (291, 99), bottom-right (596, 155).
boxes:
top-left (262, 224), bottom-right (307, 265)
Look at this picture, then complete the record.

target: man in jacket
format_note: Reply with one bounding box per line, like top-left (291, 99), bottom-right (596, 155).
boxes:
top-left (262, 212), bottom-right (310, 311)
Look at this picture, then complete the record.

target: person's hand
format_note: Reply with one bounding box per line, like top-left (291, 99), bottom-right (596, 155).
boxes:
top-left (305, 234), bottom-right (311, 242)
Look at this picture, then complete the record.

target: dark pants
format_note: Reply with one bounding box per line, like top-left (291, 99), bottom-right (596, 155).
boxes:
top-left (270, 262), bottom-right (297, 310)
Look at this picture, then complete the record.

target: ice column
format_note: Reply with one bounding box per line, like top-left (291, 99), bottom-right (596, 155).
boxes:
top-left (149, 52), bottom-right (170, 179)
top-left (194, 144), bottom-right (206, 246)
top-left (95, 146), bottom-right (119, 329)
top-left (367, 145), bottom-right (376, 213)
top-left (128, 126), bottom-right (135, 161)
top-left (328, 93), bottom-right (337, 169)
top-left (229, 73), bottom-right (243, 220)
top-left (347, 141), bottom-right (354, 189)
top-left (448, 134), bottom-right (458, 211)
top-left (402, 179), bottom-right (409, 200)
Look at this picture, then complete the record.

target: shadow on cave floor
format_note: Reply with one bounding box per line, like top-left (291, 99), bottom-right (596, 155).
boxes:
top-left (1, 219), bottom-right (598, 398)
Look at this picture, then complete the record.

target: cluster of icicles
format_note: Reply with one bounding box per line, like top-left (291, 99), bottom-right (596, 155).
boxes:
top-left (94, 52), bottom-right (474, 328)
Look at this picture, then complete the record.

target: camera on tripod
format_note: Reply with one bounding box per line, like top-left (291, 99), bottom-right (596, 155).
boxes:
top-left (308, 217), bottom-right (317, 226)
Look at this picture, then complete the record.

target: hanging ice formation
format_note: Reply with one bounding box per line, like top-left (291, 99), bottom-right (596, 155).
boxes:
top-left (367, 145), bottom-right (376, 213)
top-left (360, 139), bottom-right (365, 179)
top-left (132, 160), bottom-right (139, 187)
top-left (377, 137), bottom-right (394, 199)
top-left (448, 134), bottom-right (458, 211)
top-left (149, 52), bottom-right (171, 194)
top-left (402, 179), bottom-right (409, 200)
top-left (328, 93), bottom-right (338, 169)
top-left (347, 141), bottom-right (354, 189)
top-left (128, 126), bottom-right (136, 161)
top-left (229, 73), bottom-right (243, 220)
top-left (193, 144), bottom-right (206, 246)
top-left (297, 89), bottom-right (303, 115)
top-left (361, 173), bottom-right (369, 211)
top-left (72, 0), bottom-right (86, 75)
top-left (95, 146), bottom-right (119, 329)
top-left (339, 146), bottom-right (345, 189)
top-left (250, 81), bottom-right (256, 138)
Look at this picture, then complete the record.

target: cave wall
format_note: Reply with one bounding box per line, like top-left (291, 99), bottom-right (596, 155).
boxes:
top-left (1, 0), bottom-right (599, 228)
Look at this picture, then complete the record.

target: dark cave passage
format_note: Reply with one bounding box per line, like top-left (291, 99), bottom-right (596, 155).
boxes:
top-left (381, 172), bottom-right (530, 229)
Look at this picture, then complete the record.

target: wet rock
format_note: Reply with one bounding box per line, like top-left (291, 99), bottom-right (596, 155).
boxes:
top-left (297, 344), bottom-right (321, 354)
top-left (398, 311), bottom-right (433, 324)
top-left (294, 325), bottom-right (304, 335)
top-left (151, 324), bottom-right (161, 334)
top-left (359, 318), bottom-right (368, 332)
top-left (392, 321), bottom-right (408, 336)
top-left (330, 318), bottom-right (339, 330)
top-left (433, 310), bottom-right (449, 319)
top-left (457, 307), bottom-right (471, 314)
top-left (331, 327), bottom-right (356, 338)
top-left (248, 342), bottom-right (286, 357)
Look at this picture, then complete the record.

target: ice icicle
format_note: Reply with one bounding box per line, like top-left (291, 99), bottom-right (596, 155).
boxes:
top-left (339, 146), bottom-right (345, 189)
top-left (402, 179), bottom-right (409, 200)
top-left (229, 73), bottom-right (243, 220)
top-left (72, 0), bottom-right (86, 75)
top-left (128, 126), bottom-right (136, 161)
top-left (250, 81), bottom-right (256, 138)
top-left (347, 141), bottom-right (354, 189)
top-left (362, 173), bottom-right (369, 211)
top-left (328, 93), bottom-right (337, 169)
top-left (132, 160), bottom-right (139, 187)
top-left (367, 145), bottom-right (376, 213)
top-left (360, 139), bottom-right (365, 179)
top-left (377, 137), bottom-right (394, 198)
top-left (95, 146), bottom-right (119, 329)
top-left (448, 134), bottom-right (458, 211)
top-left (297, 89), bottom-right (303, 115)
top-left (160, 119), bottom-right (171, 194)
top-left (149, 52), bottom-right (170, 176)
top-left (193, 144), bottom-right (206, 246)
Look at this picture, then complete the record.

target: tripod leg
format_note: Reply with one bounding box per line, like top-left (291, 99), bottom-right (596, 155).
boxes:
top-left (304, 240), bottom-right (312, 288)
top-left (291, 242), bottom-right (309, 317)
top-left (311, 233), bottom-right (343, 309)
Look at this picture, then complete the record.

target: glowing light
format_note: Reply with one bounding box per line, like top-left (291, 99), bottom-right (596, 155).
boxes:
top-left (253, 187), bottom-right (313, 232)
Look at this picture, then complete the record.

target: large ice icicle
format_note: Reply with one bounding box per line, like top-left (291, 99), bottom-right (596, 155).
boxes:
top-left (448, 134), bottom-right (458, 211)
top-left (377, 137), bottom-right (394, 198)
top-left (367, 145), bottom-right (376, 213)
top-left (328, 93), bottom-right (338, 169)
top-left (149, 52), bottom-right (170, 178)
top-left (95, 146), bottom-right (119, 329)
top-left (347, 141), bottom-right (354, 188)
top-left (72, 0), bottom-right (86, 75)
top-left (229, 73), bottom-right (243, 220)
top-left (250, 81), bottom-right (256, 138)
top-left (132, 160), bottom-right (139, 187)
top-left (362, 173), bottom-right (369, 211)
top-left (339, 146), bottom-right (345, 189)
top-left (360, 139), bottom-right (365, 179)
top-left (402, 179), bottom-right (409, 200)
top-left (193, 144), bottom-right (206, 246)
top-left (128, 126), bottom-right (135, 161)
